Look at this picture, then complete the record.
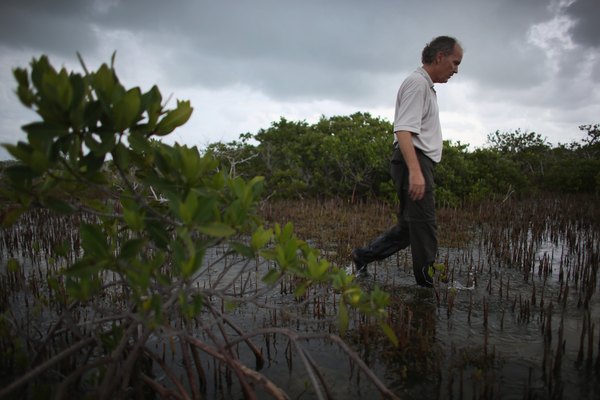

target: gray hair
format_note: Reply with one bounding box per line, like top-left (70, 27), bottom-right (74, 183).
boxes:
top-left (421, 36), bottom-right (460, 64)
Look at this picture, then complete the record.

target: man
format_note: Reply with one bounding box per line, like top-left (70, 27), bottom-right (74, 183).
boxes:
top-left (351, 36), bottom-right (463, 287)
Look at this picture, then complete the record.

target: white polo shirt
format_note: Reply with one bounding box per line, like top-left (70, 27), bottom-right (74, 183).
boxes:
top-left (393, 67), bottom-right (442, 163)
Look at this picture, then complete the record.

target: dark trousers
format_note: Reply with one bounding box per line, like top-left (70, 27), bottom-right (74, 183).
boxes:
top-left (354, 146), bottom-right (437, 287)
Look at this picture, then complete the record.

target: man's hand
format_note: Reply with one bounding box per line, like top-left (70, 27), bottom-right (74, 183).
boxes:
top-left (408, 170), bottom-right (426, 200)
top-left (396, 131), bottom-right (426, 201)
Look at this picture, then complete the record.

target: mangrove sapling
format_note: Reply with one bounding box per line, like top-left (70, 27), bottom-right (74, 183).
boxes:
top-left (0, 54), bottom-right (399, 399)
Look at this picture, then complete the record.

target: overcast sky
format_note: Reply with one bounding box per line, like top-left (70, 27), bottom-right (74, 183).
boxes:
top-left (1, 0), bottom-right (599, 161)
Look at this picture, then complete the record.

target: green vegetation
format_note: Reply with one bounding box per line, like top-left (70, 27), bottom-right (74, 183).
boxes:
top-left (207, 119), bottom-right (600, 204)
top-left (0, 55), bottom-right (398, 399)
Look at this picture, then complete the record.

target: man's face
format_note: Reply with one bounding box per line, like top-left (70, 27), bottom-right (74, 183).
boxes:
top-left (434, 44), bottom-right (463, 84)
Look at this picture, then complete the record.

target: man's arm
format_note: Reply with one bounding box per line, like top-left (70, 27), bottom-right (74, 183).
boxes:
top-left (395, 130), bottom-right (425, 200)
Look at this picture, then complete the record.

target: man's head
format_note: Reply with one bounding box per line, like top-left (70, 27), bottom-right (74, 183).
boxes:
top-left (422, 36), bottom-right (463, 84)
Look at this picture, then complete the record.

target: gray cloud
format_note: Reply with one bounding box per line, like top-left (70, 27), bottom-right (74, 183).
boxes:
top-left (0, 0), bottom-right (99, 56)
top-left (0, 0), bottom-right (554, 98)
top-left (566, 0), bottom-right (600, 48)
top-left (0, 0), bottom-right (598, 158)
top-left (84, 0), bottom-right (555, 104)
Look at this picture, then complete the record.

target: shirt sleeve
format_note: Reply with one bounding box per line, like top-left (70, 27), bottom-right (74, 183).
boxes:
top-left (393, 78), bottom-right (426, 135)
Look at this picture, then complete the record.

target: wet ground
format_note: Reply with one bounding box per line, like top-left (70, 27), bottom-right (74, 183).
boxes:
top-left (164, 211), bottom-right (600, 399)
top-left (1, 196), bottom-right (599, 399)
top-left (254, 196), bottom-right (600, 399)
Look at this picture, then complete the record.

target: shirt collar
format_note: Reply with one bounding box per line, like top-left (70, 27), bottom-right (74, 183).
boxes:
top-left (416, 67), bottom-right (435, 90)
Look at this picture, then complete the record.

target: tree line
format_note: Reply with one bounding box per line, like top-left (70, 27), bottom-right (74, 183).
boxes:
top-left (206, 113), bottom-right (600, 205)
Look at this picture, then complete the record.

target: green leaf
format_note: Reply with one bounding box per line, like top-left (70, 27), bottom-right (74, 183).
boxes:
top-left (66, 275), bottom-right (101, 300)
top-left (128, 132), bottom-right (152, 153)
top-left (142, 85), bottom-right (162, 128)
top-left (331, 269), bottom-right (355, 290)
top-left (81, 152), bottom-right (105, 173)
top-left (119, 238), bottom-right (146, 259)
top-left (80, 223), bottom-right (110, 258)
top-left (251, 226), bottom-right (272, 250)
top-left (65, 260), bottom-right (105, 278)
top-left (380, 322), bottom-right (399, 347)
top-left (198, 222), bottom-right (236, 238)
top-left (230, 177), bottom-right (247, 200)
top-left (294, 282), bottom-right (308, 297)
top-left (68, 72), bottom-right (85, 112)
top-left (154, 100), bottom-right (193, 136)
top-left (16, 84), bottom-right (35, 108)
top-left (112, 142), bottom-right (130, 170)
top-left (146, 221), bottom-right (170, 249)
top-left (279, 222), bottom-right (295, 242)
top-left (186, 248), bottom-right (206, 278)
top-left (4, 142), bottom-right (30, 162)
top-left (7, 258), bottom-right (20, 273)
top-left (179, 145), bottom-right (202, 183)
top-left (29, 150), bottom-right (51, 173)
top-left (31, 55), bottom-right (53, 90)
top-left (307, 253), bottom-right (329, 279)
top-left (92, 63), bottom-right (116, 104)
top-left (113, 87), bottom-right (141, 132)
top-left (22, 121), bottom-right (69, 137)
top-left (98, 131), bottom-right (117, 153)
top-left (370, 286), bottom-right (391, 309)
top-left (179, 191), bottom-right (198, 224)
top-left (4, 162), bottom-right (39, 182)
top-left (262, 269), bottom-right (281, 285)
top-left (124, 207), bottom-right (144, 231)
top-left (43, 196), bottom-right (74, 214)
top-left (171, 239), bottom-right (186, 273)
top-left (83, 133), bottom-right (101, 154)
top-left (230, 242), bottom-right (255, 258)
top-left (344, 287), bottom-right (363, 307)
top-left (83, 100), bottom-right (103, 130)
top-left (54, 68), bottom-right (74, 111)
top-left (13, 67), bottom-right (29, 87)
top-left (22, 122), bottom-right (69, 154)
top-left (190, 295), bottom-right (203, 314)
top-left (14, 67), bottom-right (34, 107)
top-left (247, 175), bottom-right (265, 197)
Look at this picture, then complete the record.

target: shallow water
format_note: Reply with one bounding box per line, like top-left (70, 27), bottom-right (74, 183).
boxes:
top-left (153, 226), bottom-right (599, 399)
top-left (1, 197), bottom-right (599, 399)
top-left (334, 212), bottom-right (600, 399)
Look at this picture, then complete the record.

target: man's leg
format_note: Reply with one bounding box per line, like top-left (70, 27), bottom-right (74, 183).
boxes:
top-left (352, 147), bottom-right (410, 271)
top-left (352, 219), bottom-right (411, 270)
top-left (405, 151), bottom-right (438, 287)
top-left (408, 219), bottom-right (437, 287)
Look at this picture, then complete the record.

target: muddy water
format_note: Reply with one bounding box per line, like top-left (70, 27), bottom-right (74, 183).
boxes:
top-left (163, 213), bottom-right (599, 399)
top-left (1, 197), bottom-right (599, 399)
top-left (331, 210), bottom-right (600, 399)
top-left (246, 196), bottom-right (600, 399)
